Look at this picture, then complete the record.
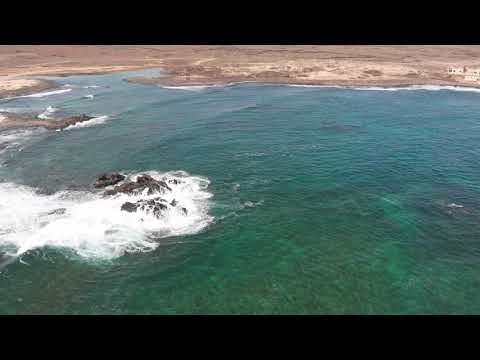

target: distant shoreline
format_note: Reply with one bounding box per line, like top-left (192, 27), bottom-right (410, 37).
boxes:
top-left (0, 79), bottom-right (59, 99)
top-left (125, 74), bottom-right (480, 90)
top-left (3, 45), bottom-right (480, 98)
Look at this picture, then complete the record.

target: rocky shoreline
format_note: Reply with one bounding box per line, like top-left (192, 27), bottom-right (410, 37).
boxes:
top-left (0, 111), bottom-right (94, 131)
top-left (3, 46), bottom-right (480, 97)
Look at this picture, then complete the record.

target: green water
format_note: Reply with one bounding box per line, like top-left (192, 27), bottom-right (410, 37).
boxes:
top-left (1, 71), bottom-right (480, 314)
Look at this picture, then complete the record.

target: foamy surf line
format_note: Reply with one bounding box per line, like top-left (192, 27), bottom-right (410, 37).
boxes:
top-left (63, 115), bottom-right (110, 130)
top-left (287, 84), bottom-right (480, 93)
top-left (160, 81), bottom-right (265, 91)
top-left (0, 128), bottom-right (47, 155)
top-left (16, 88), bottom-right (72, 98)
top-left (161, 85), bottom-right (219, 91)
top-left (288, 84), bottom-right (345, 89)
top-left (0, 170), bottom-right (214, 264)
top-left (37, 105), bottom-right (59, 119)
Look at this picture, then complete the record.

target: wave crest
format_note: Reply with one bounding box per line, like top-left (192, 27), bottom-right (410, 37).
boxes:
top-left (64, 115), bottom-right (110, 130)
top-left (287, 83), bottom-right (480, 93)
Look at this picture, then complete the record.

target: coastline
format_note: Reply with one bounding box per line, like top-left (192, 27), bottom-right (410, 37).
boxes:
top-left (0, 111), bottom-right (94, 131)
top-left (3, 45), bottom-right (480, 98)
top-left (0, 78), bottom-right (59, 99)
top-left (125, 74), bottom-right (480, 90)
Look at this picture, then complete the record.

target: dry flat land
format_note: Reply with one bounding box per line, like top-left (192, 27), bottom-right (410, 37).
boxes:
top-left (2, 45), bottom-right (480, 97)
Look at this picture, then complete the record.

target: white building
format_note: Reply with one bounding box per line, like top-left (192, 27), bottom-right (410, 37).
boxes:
top-left (448, 66), bottom-right (466, 74)
top-left (465, 74), bottom-right (480, 81)
top-left (467, 68), bottom-right (480, 76)
top-left (447, 66), bottom-right (480, 81)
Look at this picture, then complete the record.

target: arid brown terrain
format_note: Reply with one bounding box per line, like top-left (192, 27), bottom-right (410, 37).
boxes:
top-left (2, 45), bottom-right (480, 97)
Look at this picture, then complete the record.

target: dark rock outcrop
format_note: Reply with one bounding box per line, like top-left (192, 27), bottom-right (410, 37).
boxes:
top-left (0, 112), bottom-right (94, 131)
top-left (120, 202), bottom-right (138, 213)
top-left (121, 197), bottom-right (169, 218)
top-left (47, 208), bottom-right (67, 215)
top-left (99, 173), bottom-right (188, 217)
top-left (104, 174), bottom-right (171, 196)
top-left (53, 114), bottom-right (93, 129)
top-left (94, 173), bottom-right (125, 188)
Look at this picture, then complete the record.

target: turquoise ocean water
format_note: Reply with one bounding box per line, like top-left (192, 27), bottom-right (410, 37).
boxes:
top-left (0, 70), bottom-right (479, 314)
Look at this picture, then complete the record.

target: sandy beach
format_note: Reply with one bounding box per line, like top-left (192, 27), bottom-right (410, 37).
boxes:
top-left (2, 45), bottom-right (480, 97)
top-left (0, 78), bottom-right (58, 98)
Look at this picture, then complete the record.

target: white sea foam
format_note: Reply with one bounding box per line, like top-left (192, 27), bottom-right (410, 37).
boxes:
top-left (83, 85), bottom-right (100, 89)
top-left (352, 85), bottom-right (480, 92)
top-left (83, 94), bottom-right (95, 99)
top-left (161, 82), bottom-right (257, 91)
top-left (288, 84), bottom-right (344, 89)
top-left (242, 200), bottom-right (264, 209)
top-left (0, 128), bottom-right (46, 155)
top-left (447, 203), bottom-right (464, 208)
top-left (287, 83), bottom-right (480, 93)
top-left (63, 115), bottom-right (110, 130)
top-left (17, 88), bottom-right (72, 98)
top-left (0, 170), bottom-right (214, 261)
top-left (161, 85), bottom-right (219, 91)
top-left (37, 105), bottom-right (59, 119)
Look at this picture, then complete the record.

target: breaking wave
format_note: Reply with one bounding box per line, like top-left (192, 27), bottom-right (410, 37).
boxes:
top-left (353, 85), bottom-right (480, 92)
top-left (288, 84), bottom-right (344, 89)
top-left (37, 106), bottom-right (59, 119)
top-left (0, 170), bottom-right (214, 261)
top-left (64, 115), bottom-right (110, 130)
top-left (17, 88), bottom-right (72, 98)
top-left (287, 83), bottom-right (480, 93)
top-left (0, 128), bottom-right (47, 156)
top-left (161, 84), bottom-right (221, 91)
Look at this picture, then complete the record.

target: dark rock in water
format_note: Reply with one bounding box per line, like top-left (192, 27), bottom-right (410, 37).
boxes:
top-left (47, 208), bottom-right (66, 215)
top-left (121, 202), bottom-right (138, 213)
top-left (104, 174), bottom-right (171, 196)
top-left (140, 198), bottom-right (168, 215)
top-left (181, 207), bottom-right (188, 215)
top-left (94, 173), bottom-right (125, 188)
top-left (168, 179), bottom-right (182, 185)
top-left (0, 112), bottom-right (95, 131)
top-left (158, 180), bottom-right (172, 191)
top-left (121, 197), bottom-right (169, 218)
top-left (433, 199), bottom-right (474, 217)
top-left (57, 114), bottom-right (94, 129)
top-left (136, 174), bottom-right (156, 184)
